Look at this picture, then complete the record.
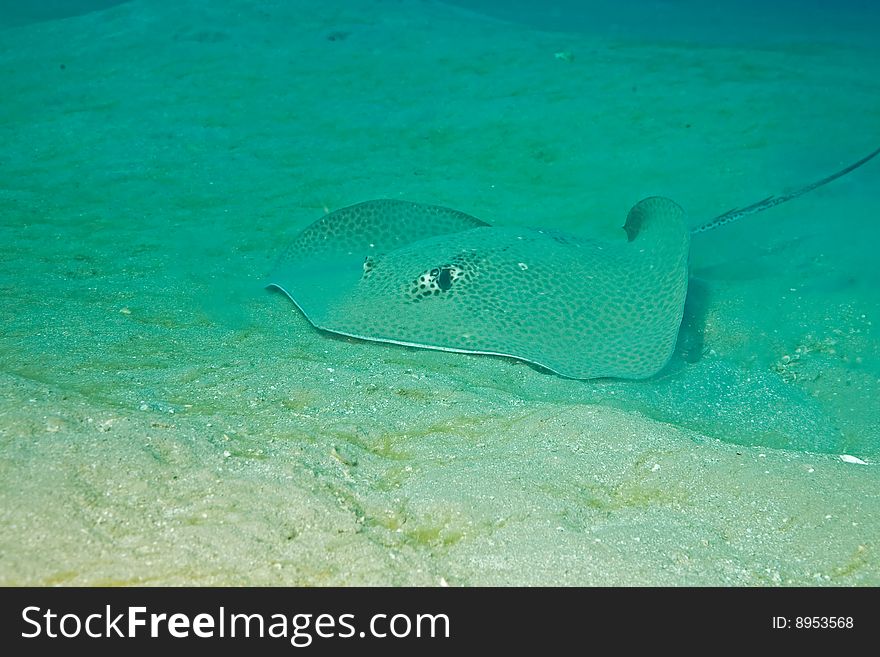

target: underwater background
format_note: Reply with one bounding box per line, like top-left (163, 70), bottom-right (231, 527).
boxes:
top-left (0, 0), bottom-right (878, 584)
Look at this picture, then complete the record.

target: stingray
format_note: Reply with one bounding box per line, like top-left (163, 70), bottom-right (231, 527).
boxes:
top-left (269, 147), bottom-right (879, 379)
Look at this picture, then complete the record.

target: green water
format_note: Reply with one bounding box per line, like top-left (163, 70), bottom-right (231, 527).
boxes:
top-left (0, 0), bottom-right (878, 585)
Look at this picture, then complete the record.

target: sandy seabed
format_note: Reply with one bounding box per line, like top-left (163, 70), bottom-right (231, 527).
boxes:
top-left (0, 0), bottom-right (878, 585)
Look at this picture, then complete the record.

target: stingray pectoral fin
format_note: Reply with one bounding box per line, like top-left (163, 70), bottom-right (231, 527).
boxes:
top-left (270, 199), bottom-right (489, 326)
top-left (269, 256), bottom-right (364, 329)
top-left (615, 197), bottom-right (691, 377)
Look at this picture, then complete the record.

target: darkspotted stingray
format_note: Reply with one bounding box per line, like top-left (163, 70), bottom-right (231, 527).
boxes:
top-left (270, 148), bottom-right (879, 379)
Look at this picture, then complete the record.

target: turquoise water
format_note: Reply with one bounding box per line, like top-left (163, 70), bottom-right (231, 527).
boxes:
top-left (0, 0), bottom-right (878, 585)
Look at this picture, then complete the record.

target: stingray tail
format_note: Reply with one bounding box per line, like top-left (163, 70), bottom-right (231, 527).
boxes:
top-left (691, 145), bottom-right (880, 234)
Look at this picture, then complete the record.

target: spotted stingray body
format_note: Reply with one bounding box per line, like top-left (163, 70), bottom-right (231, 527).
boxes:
top-left (270, 148), bottom-right (878, 379)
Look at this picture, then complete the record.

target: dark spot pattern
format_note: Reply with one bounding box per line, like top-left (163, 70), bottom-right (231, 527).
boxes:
top-left (270, 198), bottom-right (690, 380)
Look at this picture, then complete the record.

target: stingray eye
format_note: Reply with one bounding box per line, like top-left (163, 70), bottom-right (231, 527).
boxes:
top-left (437, 267), bottom-right (453, 291)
